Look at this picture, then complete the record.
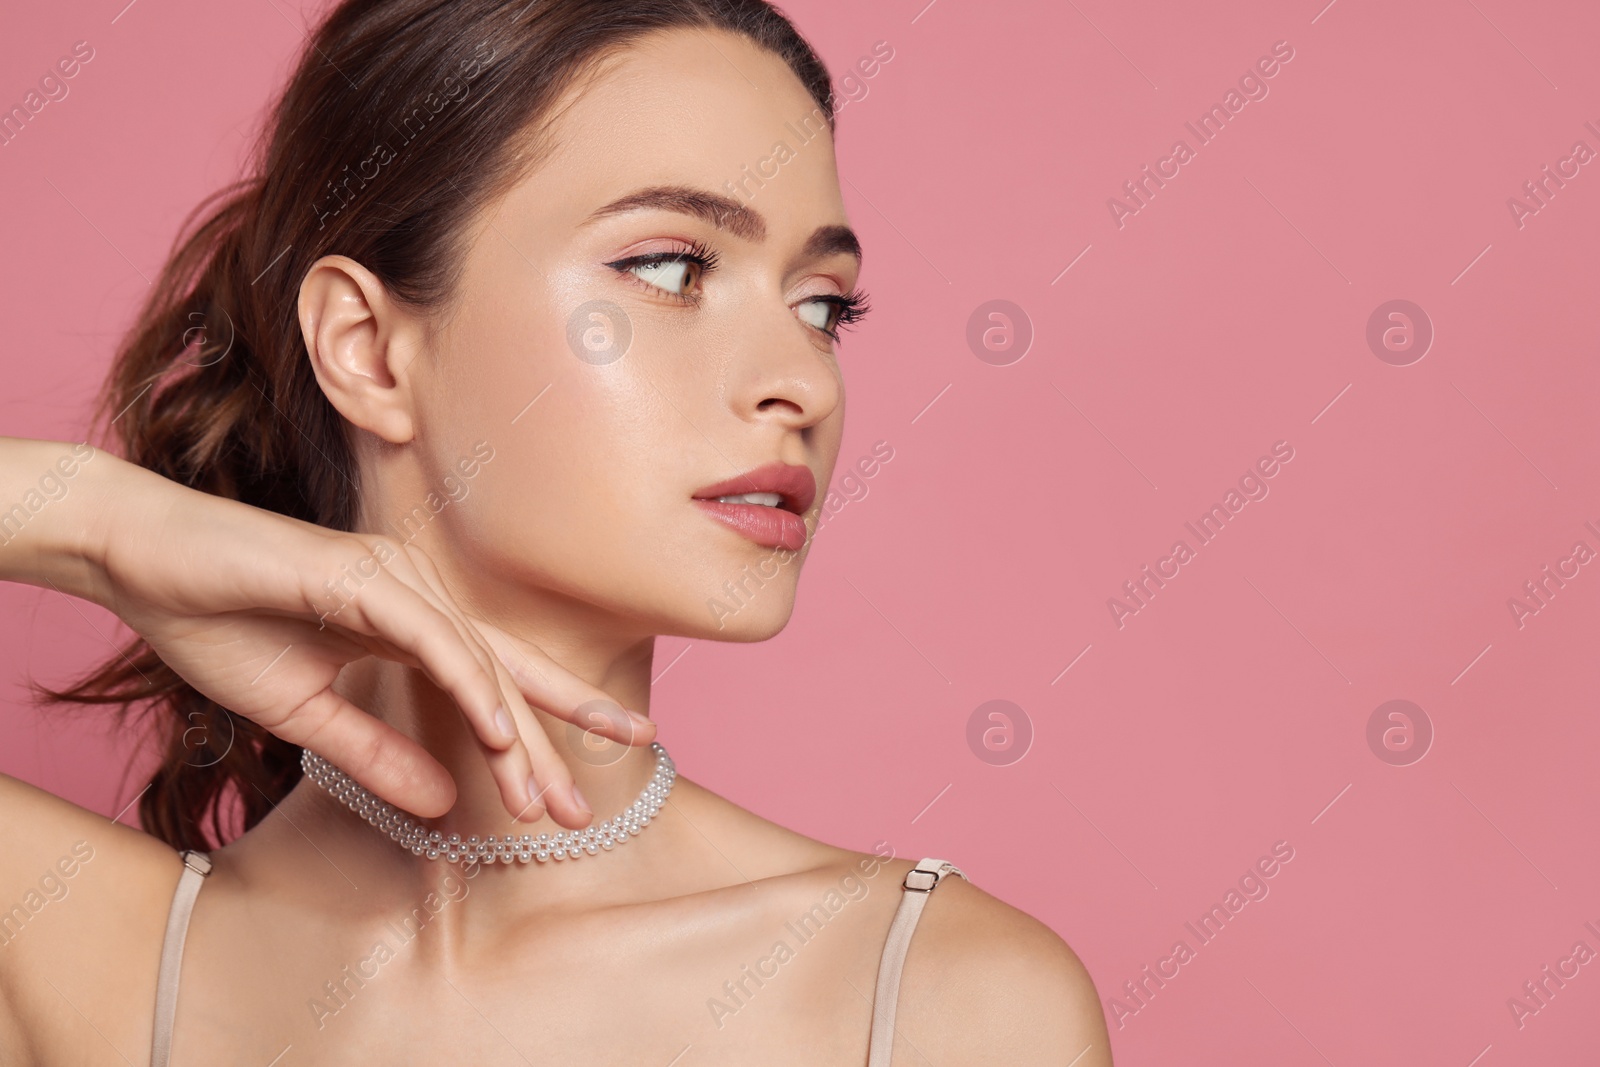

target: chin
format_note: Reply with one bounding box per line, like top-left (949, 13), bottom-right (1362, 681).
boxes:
top-left (712, 612), bottom-right (794, 644)
top-left (683, 585), bottom-right (798, 643)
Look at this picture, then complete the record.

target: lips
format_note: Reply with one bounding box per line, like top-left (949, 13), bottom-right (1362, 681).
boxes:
top-left (691, 462), bottom-right (817, 552)
top-left (691, 462), bottom-right (817, 515)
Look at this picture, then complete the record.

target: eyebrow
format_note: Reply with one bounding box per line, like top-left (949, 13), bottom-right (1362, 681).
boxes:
top-left (583, 184), bottom-right (862, 264)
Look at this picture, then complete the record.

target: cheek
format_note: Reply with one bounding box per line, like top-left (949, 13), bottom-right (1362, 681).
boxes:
top-left (434, 354), bottom-right (694, 591)
top-left (435, 289), bottom-right (570, 426)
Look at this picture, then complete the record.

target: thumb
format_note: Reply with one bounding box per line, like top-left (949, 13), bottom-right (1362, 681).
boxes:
top-left (276, 687), bottom-right (457, 818)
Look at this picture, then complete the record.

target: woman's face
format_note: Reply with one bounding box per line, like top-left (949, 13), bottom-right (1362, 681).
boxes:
top-left (408, 27), bottom-right (859, 642)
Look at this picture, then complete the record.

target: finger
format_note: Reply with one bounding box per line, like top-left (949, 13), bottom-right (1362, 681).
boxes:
top-left (396, 554), bottom-right (558, 825)
top-left (475, 621), bottom-right (657, 749)
top-left (399, 548), bottom-right (593, 829)
top-left (480, 630), bottom-right (627, 831)
top-left (278, 687), bottom-right (457, 818)
top-left (332, 563), bottom-right (522, 761)
top-left (482, 644), bottom-right (601, 829)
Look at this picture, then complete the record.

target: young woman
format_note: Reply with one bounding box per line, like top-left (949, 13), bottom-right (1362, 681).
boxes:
top-left (0, 1), bottom-right (1113, 1062)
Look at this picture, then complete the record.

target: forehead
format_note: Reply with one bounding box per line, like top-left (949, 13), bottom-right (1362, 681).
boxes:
top-left (516, 26), bottom-right (847, 231)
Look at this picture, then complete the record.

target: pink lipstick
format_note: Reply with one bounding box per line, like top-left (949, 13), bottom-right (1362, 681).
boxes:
top-left (691, 462), bottom-right (816, 551)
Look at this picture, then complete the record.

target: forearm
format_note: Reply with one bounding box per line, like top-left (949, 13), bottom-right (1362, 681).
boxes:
top-left (0, 437), bottom-right (132, 607)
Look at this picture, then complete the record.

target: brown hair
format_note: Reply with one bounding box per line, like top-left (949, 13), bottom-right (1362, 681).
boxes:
top-left (40, 0), bottom-right (836, 852)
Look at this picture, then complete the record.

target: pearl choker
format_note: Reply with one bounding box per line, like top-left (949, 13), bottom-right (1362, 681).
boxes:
top-left (300, 740), bottom-right (676, 866)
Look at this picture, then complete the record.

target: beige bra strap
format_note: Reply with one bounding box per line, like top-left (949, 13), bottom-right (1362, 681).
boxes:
top-left (867, 857), bottom-right (968, 1066)
top-left (150, 850), bottom-right (212, 1067)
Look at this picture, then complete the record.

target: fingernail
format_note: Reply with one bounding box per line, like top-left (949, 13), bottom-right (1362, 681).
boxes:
top-left (626, 708), bottom-right (652, 728)
top-left (494, 706), bottom-right (515, 741)
top-left (570, 782), bottom-right (591, 815)
top-left (525, 774), bottom-right (544, 810)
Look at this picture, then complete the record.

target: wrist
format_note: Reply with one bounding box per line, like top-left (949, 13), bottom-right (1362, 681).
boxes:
top-left (70, 443), bottom-right (125, 608)
top-left (0, 438), bottom-right (136, 607)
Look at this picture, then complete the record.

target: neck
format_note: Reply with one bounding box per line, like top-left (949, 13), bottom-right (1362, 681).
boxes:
top-left (249, 619), bottom-right (715, 922)
top-left (349, 623), bottom-right (659, 821)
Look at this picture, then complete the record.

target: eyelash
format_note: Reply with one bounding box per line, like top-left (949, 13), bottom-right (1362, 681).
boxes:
top-left (604, 239), bottom-right (872, 342)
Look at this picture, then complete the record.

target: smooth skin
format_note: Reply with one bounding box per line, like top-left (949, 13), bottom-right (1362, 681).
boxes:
top-left (0, 28), bottom-right (1113, 1066)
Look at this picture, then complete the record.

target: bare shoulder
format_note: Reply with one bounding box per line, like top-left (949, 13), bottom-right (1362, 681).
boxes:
top-left (664, 784), bottom-right (1115, 1061)
top-left (0, 769), bottom-right (185, 1060)
top-left (878, 856), bottom-right (1115, 1065)
top-left (0, 766), bottom-right (178, 882)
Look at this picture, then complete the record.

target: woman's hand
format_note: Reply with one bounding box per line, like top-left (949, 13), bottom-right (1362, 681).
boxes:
top-left (2, 438), bottom-right (652, 828)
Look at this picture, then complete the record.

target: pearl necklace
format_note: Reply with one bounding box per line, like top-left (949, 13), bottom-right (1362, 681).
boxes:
top-left (300, 741), bottom-right (676, 866)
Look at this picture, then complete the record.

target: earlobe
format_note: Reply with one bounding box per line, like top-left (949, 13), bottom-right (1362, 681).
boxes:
top-left (298, 254), bottom-right (422, 445)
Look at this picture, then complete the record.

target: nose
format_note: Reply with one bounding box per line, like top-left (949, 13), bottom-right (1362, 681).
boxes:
top-left (730, 306), bottom-right (843, 432)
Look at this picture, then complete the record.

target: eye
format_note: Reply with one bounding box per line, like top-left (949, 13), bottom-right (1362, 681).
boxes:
top-left (796, 289), bottom-right (872, 342)
top-left (606, 239), bottom-right (719, 303)
top-left (628, 257), bottom-right (700, 295)
top-left (797, 299), bottom-right (833, 332)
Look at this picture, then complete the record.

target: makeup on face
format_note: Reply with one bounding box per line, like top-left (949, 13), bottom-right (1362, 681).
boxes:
top-left (690, 461), bottom-right (816, 551)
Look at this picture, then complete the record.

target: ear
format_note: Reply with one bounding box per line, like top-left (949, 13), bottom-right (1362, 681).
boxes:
top-left (298, 254), bottom-right (429, 445)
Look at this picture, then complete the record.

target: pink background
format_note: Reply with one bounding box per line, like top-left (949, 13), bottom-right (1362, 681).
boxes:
top-left (3, 0), bottom-right (1598, 1061)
